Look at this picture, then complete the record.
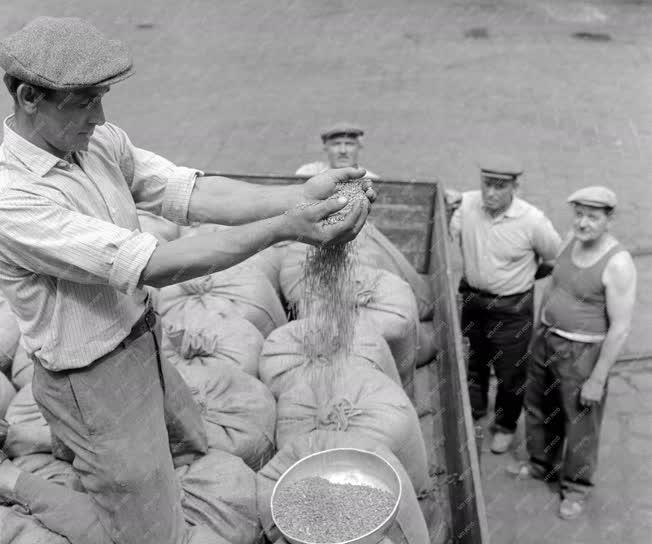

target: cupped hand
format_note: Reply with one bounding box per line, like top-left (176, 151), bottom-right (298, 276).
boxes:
top-left (285, 194), bottom-right (369, 246)
top-left (303, 167), bottom-right (373, 204)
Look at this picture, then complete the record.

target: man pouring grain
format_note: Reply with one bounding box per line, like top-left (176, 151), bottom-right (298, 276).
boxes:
top-left (0, 16), bottom-right (373, 544)
top-left (449, 154), bottom-right (561, 454)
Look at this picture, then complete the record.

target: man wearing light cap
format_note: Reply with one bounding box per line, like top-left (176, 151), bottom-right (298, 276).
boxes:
top-left (512, 186), bottom-right (636, 520)
top-left (0, 17), bottom-right (373, 544)
top-left (449, 154), bottom-right (561, 454)
top-left (296, 122), bottom-right (379, 179)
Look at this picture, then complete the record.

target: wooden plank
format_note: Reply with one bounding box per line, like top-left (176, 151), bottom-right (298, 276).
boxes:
top-left (429, 185), bottom-right (489, 544)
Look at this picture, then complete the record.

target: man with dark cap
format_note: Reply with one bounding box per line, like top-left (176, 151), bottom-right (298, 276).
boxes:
top-left (0, 16), bottom-right (373, 544)
top-left (296, 122), bottom-right (379, 179)
top-left (511, 186), bottom-right (636, 520)
top-left (449, 154), bottom-right (561, 455)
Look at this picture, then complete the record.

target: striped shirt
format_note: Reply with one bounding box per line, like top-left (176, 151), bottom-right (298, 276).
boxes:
top-left (0, 116), bottom-right (199, 371)
top-left (450, 191), bottom-right (561, 296)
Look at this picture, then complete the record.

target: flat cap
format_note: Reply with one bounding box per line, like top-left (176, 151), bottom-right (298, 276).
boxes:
top-left (0, 16), bottom-right (134, 90)
top-left (320, 122), bottom-right (364, 142)
top-left (477, 153), bottom-right (524, 180)
top-left (567, 186), bottom-right (617, 209)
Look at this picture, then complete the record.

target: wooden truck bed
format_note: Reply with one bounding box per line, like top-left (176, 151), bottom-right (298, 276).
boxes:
top-left (206, 173), bottom-right (489, 544)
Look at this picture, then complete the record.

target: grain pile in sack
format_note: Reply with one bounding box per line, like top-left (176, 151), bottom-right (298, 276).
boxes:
top-left (256, 430), bottom-right (430, 544)
top-left (275, 364), bottom-right (429, 494)
top-left (137, 208), bottom-right (181, 242)
top-left (4, 383), bottom-right (52, 457)
top-left (0, 372), bottom-right (15, 419)
top-left (175, 364), bottom-right (276, 471)
top-left (10, 343), bottom-right (32, 390)
top-left (162, 309), bottom-right (263, 378)
top-left (356, 222), bottom-right (434, 320)
top-left (175, 449), bottom-right (263, 544)
top-left (0, 294), bottom-right (20, 375)
top-left (279, 259), bottom-right (419, 384)
top-left (259, 319), bottom-right (400, 398)
top-left (158, 265), bottom-right (287, 338)
top-left (0, 506), bottom-right (70, 544)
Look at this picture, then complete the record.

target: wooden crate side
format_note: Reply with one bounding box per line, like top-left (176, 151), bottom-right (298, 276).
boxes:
top-left (428, 186), bottom-right (489, 544)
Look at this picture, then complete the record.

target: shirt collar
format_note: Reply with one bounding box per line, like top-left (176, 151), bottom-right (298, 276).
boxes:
top-left (2, 115), bottom-right (65, 177)
top-left (503, 197), bottom-right (527, 218)
top-left (483, 196), bottom-right (527, 220)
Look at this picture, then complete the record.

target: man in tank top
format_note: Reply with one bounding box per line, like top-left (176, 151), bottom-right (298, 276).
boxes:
top-left (510, 186), bottom-right (636, 520)
top-left (449, 154), bottom-right (561, 455)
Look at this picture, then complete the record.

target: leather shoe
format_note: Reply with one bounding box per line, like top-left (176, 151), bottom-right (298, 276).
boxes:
top-left (559, 498), bottom-right (585, 520)
top-left (490, 431), bottom-right (514, 454)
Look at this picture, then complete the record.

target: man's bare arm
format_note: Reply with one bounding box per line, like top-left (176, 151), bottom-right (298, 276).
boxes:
top-left (141, 196), bottom-right (368, 289)
top-left (187, 167), bottom-right (375, 225)
top-left (589, 251), bottom-right (637, 384)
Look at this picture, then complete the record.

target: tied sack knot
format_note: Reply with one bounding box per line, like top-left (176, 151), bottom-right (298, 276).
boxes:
top-left (317, 398), bottom-right (362, 432)
top-left (180, 328), bottom-right (223, 359)
top-left (180, 275), bottom-right (215, 296)
top-left (354, 274), bottom-right (380, 307)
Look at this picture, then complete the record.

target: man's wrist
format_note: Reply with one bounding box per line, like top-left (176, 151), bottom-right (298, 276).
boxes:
top-left (268, 213), bottom-right (296, 244)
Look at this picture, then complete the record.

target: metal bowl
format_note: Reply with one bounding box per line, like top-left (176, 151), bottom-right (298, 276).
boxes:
top-left (271, 448), bottom-right (402, 544)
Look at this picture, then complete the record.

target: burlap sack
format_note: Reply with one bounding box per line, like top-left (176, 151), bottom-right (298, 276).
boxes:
top-left (259, 319), bottom-right (400, 398)
top-left (162, 310), bottom-right (264, 377)
top-left (175, 365), bottom-right (276, 471)
top-left (275, 365), bottom-right (429, 494)
top-left (158, 266), bottom-right (287, 338)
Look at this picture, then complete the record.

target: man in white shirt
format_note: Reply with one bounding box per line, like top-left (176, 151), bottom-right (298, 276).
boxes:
top-left (296, 123), bottom-right (379, 179)
top-left (0, 17), bottom-right (373, 544)
top-left (449, 154), bottom-right (561, 454)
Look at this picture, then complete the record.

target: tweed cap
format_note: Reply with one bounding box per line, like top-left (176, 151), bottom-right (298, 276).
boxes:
top-left (320, 122), bottom-right (364, 142)
top-left (567, 186), bottom-right (617, 209)
top-left (477, 153), bottom-right (524, 180)
top-left (0, 16), bottom-right (134, 90)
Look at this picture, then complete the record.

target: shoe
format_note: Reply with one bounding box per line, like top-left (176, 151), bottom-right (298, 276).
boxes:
top-left (506, 461), bottom-right (540, 480)
top-left (559, 498), bottom-right (585, 520)
top-left (490, 431), bottom-right (514, 454)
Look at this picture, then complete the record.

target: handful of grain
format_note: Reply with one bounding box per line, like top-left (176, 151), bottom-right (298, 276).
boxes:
top-left (322, 180), bottom-right (367, 225)
top-left (274, 476), bottom-right (395, 543)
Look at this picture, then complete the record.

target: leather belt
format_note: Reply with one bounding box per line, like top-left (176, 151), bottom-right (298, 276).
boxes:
top-left (459, 278), bottom-right (532, 299)
top-left (121, 305), bottom-right (157, 348)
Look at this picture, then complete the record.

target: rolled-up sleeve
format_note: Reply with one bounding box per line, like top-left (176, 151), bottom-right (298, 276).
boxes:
top-left (0, 190), bottom-right (159, 295)
top-left (104, 123), bottom-right (201, 225)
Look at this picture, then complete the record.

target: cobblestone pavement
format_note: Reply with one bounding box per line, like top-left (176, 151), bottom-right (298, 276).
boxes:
top-left (480, 365), bottom-right (652, 544)
top-left (0, 1), bottom-right (651, 542)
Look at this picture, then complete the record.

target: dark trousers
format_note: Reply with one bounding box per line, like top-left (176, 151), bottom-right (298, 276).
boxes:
top-left (26, 314), bottom-right (208, 544)
top-left (525, 325), bottom-right (605, 499)
top-left (460, 283), bottom-right (534, 433)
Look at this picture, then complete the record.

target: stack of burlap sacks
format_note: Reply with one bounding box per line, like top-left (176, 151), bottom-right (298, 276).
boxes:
top-left (0, 209), bottom-right (442, 544)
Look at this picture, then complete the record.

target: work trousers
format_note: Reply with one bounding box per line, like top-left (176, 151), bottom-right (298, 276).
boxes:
top-left (525, 325), bottom-right (605, 499)
top-left (460, 284), bottom-right (534, 433)
top-left (19, 314), bottom-right (208, 544)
